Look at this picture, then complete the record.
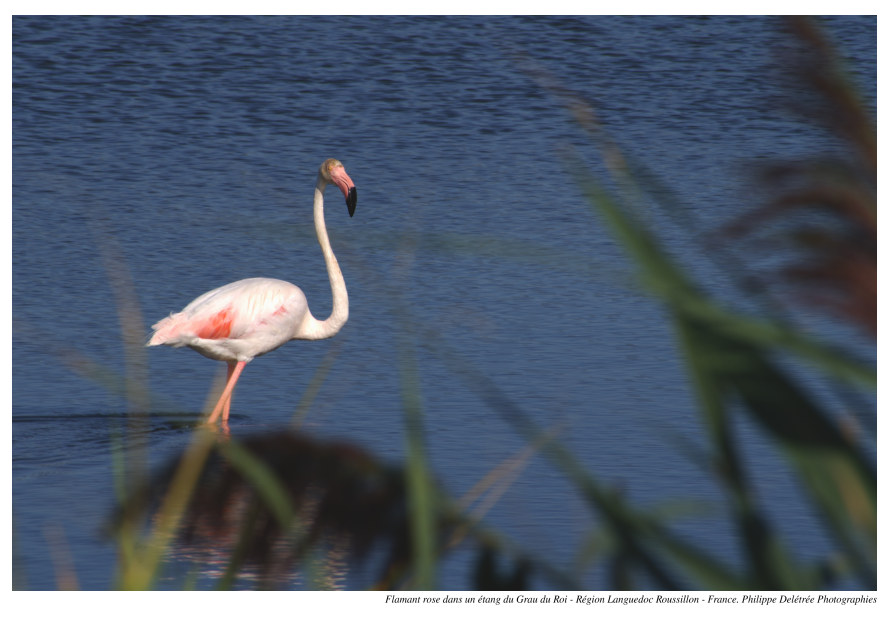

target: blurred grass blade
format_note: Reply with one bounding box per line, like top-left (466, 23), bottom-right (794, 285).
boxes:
top-left (213, 441), bottom-right (299, 590)
top-left (116, 428), bottom-right (218, 590)
top-left (398, 325), bottom-right (437, 590)
top-left (218, 440), bottom-right (295, 528)
top-left (569, 160), bottom-right (874, 388)
top-left (392, 237), bottom-right (438, 590)
top-left (89, 216), bottom-right (153, 590)
top-left (291, 337), bottom-right (343, 428)
top-left (12, 316), bottom-right (190, 419)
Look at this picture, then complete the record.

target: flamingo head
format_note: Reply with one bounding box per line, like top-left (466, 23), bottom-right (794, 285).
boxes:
top-left (321, 158), bottom-right (357, 217)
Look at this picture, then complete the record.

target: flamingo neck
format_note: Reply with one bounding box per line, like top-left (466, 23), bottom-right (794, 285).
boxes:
top-left (299, 176), bottom-right (349, 340)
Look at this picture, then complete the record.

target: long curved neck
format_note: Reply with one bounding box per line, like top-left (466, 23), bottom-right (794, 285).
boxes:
top-left (299, 176), bottom-right (349, 340)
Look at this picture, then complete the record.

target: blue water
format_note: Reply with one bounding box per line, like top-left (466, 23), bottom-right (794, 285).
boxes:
top-left (12, 15), bottom-right (876, 590)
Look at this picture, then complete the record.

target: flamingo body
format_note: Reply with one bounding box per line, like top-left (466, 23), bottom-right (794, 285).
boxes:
top-left (147, 159), bottom-right (357, 427)
top-left (148, 277), bottom-right (312, 363)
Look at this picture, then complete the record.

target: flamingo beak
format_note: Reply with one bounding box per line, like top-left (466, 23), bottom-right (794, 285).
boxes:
top-left (346, 187), bottom-right (357, 217)
top-left (330, 166), bottom-right (357, 217)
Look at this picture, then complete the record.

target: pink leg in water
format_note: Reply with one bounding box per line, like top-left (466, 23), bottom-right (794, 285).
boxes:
top-left (206, 361), bottom-right (246, 425)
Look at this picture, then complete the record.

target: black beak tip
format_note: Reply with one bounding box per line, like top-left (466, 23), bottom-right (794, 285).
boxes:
top-left (346, 187), bottom-right (357, 217)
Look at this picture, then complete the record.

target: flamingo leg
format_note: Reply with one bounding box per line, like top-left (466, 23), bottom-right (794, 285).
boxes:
top-left (222, 390), bottom-right (232, 423)
top-left (221, 362), bottom-right (235, 424)
top-left (206, 361), bottom-right (246, 425)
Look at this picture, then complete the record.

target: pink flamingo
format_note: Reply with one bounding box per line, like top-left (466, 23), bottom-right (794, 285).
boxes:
top-left (147, 159), bottom-right (357, 427)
